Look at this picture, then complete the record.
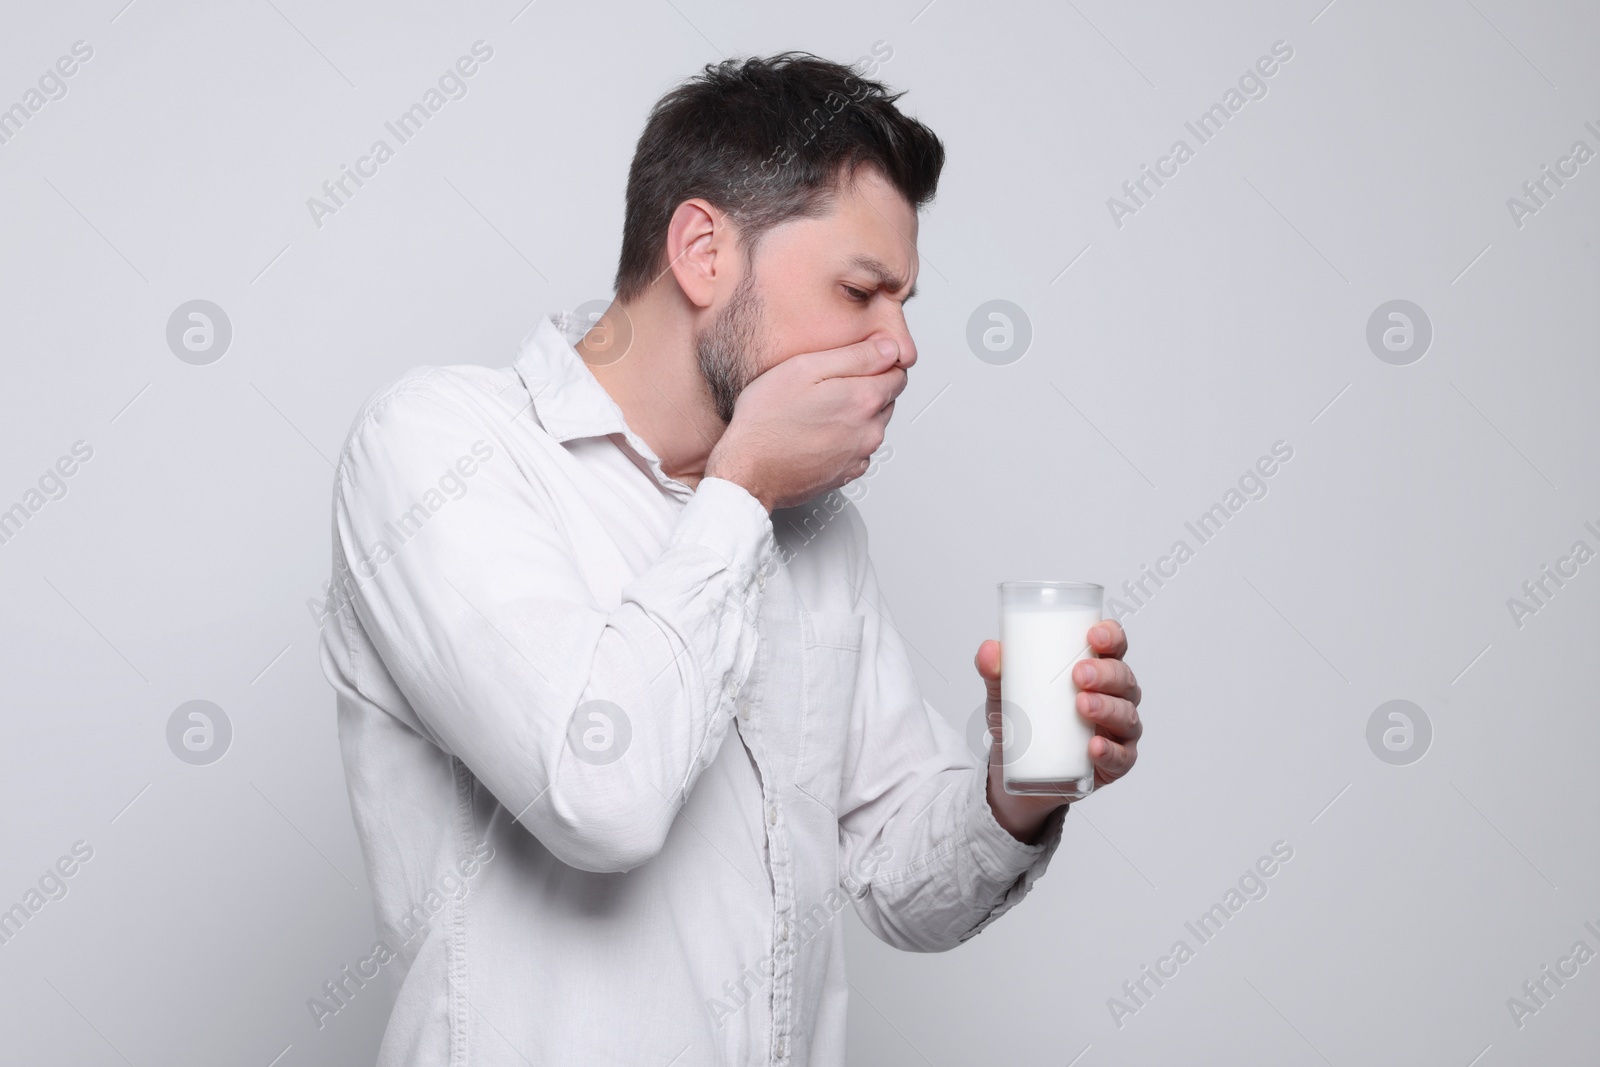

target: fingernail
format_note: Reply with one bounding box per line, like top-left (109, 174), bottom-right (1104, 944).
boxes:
top-left (875, 339), bottom-right (899, 359)
top-left (1090, 624), bottom-right (1108, 643)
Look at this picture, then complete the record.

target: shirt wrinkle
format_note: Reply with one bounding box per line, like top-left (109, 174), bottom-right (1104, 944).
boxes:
top-left (320, 310), bottom-right (1064, 1066)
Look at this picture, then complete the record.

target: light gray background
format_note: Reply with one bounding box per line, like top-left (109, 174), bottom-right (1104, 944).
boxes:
top-left (2, 0), bottom-right (1596, 1063)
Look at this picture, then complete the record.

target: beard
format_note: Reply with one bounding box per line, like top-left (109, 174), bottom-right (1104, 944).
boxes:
top-left (695, 270), bottom-right (764, 425)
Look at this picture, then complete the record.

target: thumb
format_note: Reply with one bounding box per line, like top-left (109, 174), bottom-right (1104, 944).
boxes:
top-left (974, 640), bottom-right (1002, 693)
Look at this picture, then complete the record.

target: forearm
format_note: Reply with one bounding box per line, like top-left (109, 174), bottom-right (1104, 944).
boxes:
top-left (844, 762), bottom-right (1067, 952)
top-left (337, 391), bottom-right (779, 873)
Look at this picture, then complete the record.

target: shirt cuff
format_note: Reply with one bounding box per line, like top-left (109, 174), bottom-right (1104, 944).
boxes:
top-left (955, 768), bottom-right (1070, 942)
top-left (672, 476), bottom-right (777, 578)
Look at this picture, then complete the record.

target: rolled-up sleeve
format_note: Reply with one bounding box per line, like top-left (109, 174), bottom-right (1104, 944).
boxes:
top-left (834, 503), bottom-right (1067, 952)
top-left (330, 373), bottom-right (777, 874)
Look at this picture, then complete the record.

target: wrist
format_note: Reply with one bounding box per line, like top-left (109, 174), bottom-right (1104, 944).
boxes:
top-left (985, 769), bottom-right (1060, 844)
top-left (705, 455), bottom-right (772, 514)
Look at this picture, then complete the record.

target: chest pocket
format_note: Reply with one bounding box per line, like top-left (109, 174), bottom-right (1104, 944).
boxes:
top-left (795, 610), bottom-right (865, 814)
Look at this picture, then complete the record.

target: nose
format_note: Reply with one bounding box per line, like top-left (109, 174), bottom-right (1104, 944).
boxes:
top-left (878, 316), bottom-right (917, 371)
top-left (894, 333), bottom-right (917, 370)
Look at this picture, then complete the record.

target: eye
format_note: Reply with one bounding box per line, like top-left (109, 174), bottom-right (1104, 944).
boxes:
top-left (843, 285), bottom-right (872, 303)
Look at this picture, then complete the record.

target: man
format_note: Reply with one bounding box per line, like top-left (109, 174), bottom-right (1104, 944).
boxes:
top-left (319, 51), bottom-right (1143, 1065)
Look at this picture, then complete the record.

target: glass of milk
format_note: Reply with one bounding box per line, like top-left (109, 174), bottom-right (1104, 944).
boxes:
top-left (997, 581), bottom-right (1103, 799)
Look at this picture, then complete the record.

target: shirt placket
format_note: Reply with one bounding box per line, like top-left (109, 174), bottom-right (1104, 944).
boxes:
top-left (735, 560), bottom-right (801, 1066)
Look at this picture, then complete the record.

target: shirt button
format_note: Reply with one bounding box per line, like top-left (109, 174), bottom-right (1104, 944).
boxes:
top-left (767, 804), bottom-right (778, 825)
top-left (778, 919), bottom-right (789, 940)
top-left (776, 1037), bottom-right (787, 1058)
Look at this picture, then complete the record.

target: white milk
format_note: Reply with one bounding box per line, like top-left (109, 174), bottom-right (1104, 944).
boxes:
top-left (1000, 604), bottom-right (1100, 787)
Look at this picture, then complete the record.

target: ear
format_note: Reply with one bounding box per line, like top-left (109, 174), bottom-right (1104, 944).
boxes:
top-left (664, 197), bottom-right (732, 310)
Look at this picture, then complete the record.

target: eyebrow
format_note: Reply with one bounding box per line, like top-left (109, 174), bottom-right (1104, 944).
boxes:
top-left (846, 254), bottom-right (918, 303)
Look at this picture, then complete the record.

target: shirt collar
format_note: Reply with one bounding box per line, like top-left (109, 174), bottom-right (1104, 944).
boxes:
top-left (513, 311), bottom-right (692, 499)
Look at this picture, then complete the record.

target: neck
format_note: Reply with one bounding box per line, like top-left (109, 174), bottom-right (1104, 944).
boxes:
top-left (577, 289), bottom-right (726, 491)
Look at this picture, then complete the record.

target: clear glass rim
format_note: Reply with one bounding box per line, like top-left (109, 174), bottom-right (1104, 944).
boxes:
top-left (997, 580), bottom-right (1103, 591)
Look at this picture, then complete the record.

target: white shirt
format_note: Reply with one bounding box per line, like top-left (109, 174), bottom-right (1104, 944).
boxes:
top-left (317, 310), bottom-right (1067, 1066)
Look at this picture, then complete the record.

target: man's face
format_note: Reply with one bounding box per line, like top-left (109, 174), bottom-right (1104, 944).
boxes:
top-left (695, 165), bottom-right (921, 424)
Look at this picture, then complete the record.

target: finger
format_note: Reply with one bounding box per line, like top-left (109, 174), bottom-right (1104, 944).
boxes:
top-left (868, 365), bottom-right (908, 412)
top-left (805, 337), bottom-right (902, 382)
top-left (1090, 735), bottom-right (1137, 782)
top-left (871, 393), bottom-right (898, 429)
top-left (1087, 620), bottom-right (1128, 659)
top-left (973, 640), bottom-right (1001, 696)
top-left (1078, 690), bottom-right (1141, 742)
top-left (974, 639), bottom-right (1000, 678)
top-left (1073, 657), bottom-right (1140, 703)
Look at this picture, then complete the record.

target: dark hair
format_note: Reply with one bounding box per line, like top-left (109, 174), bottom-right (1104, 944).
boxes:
top-left (612, 51), bottom-right (945, 303)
